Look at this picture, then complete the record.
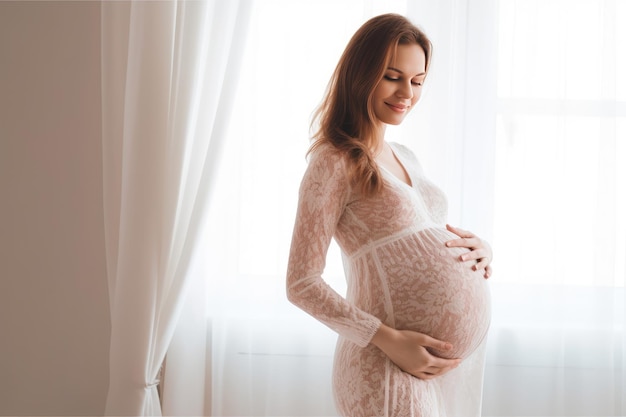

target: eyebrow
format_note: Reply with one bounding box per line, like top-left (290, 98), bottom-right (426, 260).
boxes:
top-left (387, 67), bottom-right (426, 76)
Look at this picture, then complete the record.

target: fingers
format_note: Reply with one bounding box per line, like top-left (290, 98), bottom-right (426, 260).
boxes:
top-left (445, 224), bottom-right (480, 249)
top-left (445, 225), bottom-right (493, 275)
top-left (473, 255), bottom-right (489, 270)
top-left (445, 224), bottom-right (481, 250)
top-left (445, 223), bottom-right (474, 238)
top-left (415, 359), bottom-right (461, 380)
top-left (454, 246), bottom-right (491, 271)
top-left (384, 329), bottom-right (463, 380)
top-left (460, 248), bottom-right (487, 263)
top-left (446, 224), bottom-right (471, 237)
top-left (483, 265), bottom-right (492, 279)
top-left (415, 332), bottom-right (453, 352)
top-left (428, 356), bottom-right (462, 371)
top-left (445, 237), bottom-right (480, 249)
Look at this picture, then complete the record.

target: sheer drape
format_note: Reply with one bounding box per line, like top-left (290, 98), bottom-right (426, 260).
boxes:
top-left (163, 3), bottom-right (408, 415)
top-left (485, 1), bottom-right (625, 415)
top-left (163, 0), bottom-right (625, 416)
top-left (101, 1), bottom-right (251, 415)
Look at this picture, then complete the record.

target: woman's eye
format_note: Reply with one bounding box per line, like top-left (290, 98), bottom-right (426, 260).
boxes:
top-left (384, 75), bottom-right (399, 81)
top-left (412, 81), bottom-right (423, 86)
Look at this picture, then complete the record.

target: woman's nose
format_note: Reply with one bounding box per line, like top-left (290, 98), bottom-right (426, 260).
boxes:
top-left (396, 81), bottom-right (413, 99)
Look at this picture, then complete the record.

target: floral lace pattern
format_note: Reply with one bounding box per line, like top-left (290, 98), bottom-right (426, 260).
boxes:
top-left (287, 143), bottom-right (491, 417)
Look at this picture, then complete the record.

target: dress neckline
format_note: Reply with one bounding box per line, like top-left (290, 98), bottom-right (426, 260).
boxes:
top-left (378, 142), bottom-right (414, 189)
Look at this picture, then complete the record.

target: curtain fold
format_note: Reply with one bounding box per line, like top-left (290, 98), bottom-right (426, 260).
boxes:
top-left (101, 1), bottom-right (251, 415)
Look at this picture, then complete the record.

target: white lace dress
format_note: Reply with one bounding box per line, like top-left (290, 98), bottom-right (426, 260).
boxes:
top-left (287, 142), bottom-right (491, 417)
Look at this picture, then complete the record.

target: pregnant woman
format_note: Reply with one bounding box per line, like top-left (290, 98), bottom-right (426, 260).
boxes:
top-left (286, 14), bottom-right (492, 417)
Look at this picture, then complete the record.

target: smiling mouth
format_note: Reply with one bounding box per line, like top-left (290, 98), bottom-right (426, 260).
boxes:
top-left (386, 102), bottom-right (409, 112)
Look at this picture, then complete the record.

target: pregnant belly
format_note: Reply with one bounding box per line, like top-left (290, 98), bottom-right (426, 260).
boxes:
top-left (376, 227), bottom-right (491, 359)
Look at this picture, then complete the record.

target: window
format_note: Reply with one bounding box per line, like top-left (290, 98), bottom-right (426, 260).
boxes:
top-left (492, 0), bottom-right (626, 286)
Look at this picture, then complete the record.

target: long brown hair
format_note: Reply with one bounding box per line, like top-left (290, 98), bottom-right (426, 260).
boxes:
top-left (309, 14), bottom-right (432, 197)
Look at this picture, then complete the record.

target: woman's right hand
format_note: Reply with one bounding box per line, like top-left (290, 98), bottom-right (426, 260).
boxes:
top-left (371, 324), bottom-right (461, 380)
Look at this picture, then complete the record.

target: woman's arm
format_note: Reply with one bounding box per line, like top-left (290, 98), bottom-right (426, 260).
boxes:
top-left (286, 149), bottom-right (381, 347)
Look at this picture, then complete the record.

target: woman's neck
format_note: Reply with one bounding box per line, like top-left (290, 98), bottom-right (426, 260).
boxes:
top-left (370, 123), bottom-right (387, 156)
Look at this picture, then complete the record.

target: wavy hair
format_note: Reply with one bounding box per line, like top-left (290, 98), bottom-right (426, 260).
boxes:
top-left (309, 14), bottom-right (432, 197)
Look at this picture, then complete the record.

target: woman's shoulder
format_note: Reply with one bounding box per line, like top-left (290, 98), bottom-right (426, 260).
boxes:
top-left (307, 142), bottom-right (348, 170)
top-left (308, 141), bottom-right (343, 158)
top-left (301, 142), bottom-right (352, 198)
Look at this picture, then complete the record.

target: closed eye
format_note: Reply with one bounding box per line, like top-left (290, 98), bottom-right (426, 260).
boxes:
top-left (385, 75), bottom-right (423, 86)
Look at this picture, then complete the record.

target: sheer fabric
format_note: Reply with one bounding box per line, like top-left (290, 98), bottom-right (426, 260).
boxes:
top-left (484, 1), bottom-right (626, 414)
top-left (162, 0), bottom-right (625, 415)
top-left (101, 1), bottom-right (250, 415)
top-left (287, 143), bottom-right (491, 416)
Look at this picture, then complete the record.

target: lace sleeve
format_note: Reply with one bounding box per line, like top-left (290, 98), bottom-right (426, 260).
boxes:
top-left (286, 148), bottom-right (381, 348)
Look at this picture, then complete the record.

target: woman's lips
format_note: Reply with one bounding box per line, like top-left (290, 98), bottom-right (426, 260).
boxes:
top-left (386, 102), bottom-right (409, 112)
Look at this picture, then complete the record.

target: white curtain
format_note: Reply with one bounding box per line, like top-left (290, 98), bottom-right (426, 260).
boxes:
top-left (101, 1), bottom-right (251, 415)
top-left (163, 0), bottom-right (625, 416)
top-left (485, 1), bottom-right (626, 415)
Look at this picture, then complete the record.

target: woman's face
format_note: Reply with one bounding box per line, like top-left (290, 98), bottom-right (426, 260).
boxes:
top-left (371, 43), bottom-right (426, 126)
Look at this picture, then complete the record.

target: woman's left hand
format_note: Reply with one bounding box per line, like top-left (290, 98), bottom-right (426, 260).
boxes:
top-left (445, 224), bottom-right (493, 279)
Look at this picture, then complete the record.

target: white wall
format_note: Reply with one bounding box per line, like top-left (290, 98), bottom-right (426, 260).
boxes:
top-left (0, 1), bottom-right (110, 415)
